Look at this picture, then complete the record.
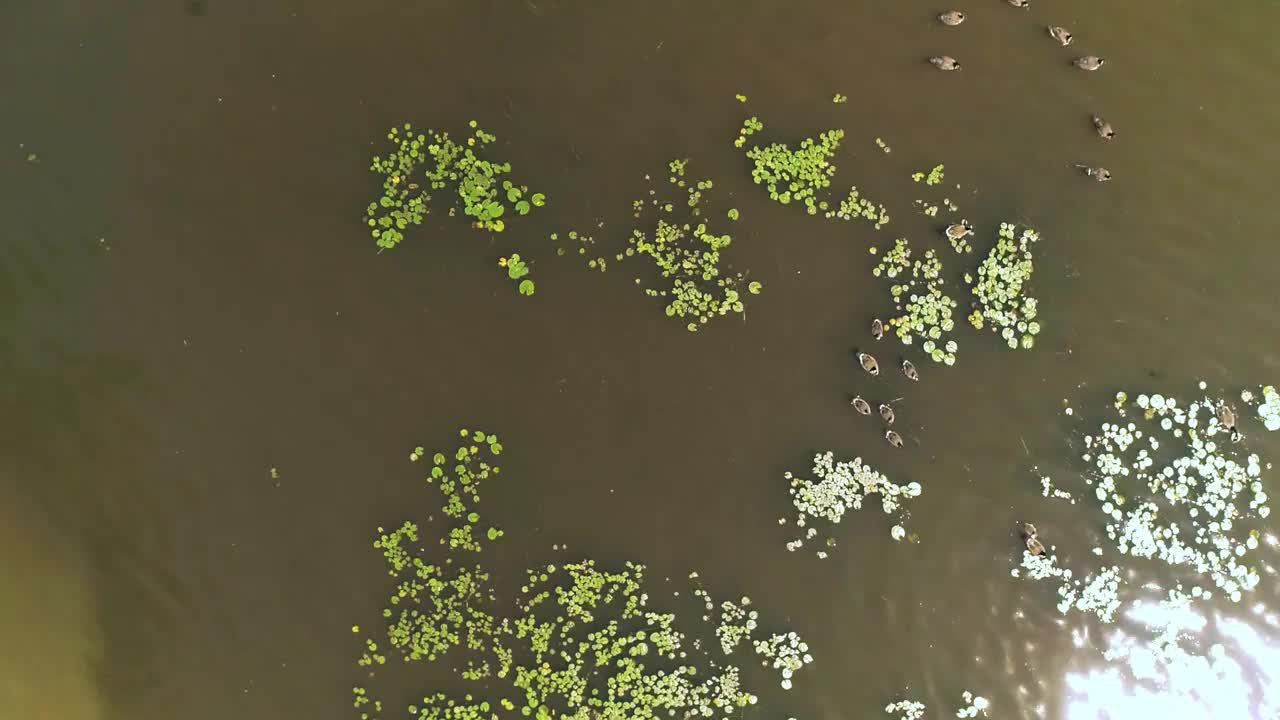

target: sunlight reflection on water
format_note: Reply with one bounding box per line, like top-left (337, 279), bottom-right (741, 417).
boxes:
top-left (1062, 595), bottom-right (1280, 720)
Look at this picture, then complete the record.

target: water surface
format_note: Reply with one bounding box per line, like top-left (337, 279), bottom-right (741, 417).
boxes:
top-left (3, 1), bottom-right (1280, 718)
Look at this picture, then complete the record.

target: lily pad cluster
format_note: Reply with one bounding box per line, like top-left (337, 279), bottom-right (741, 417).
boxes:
top-left (1026, 386), bottom-right (1272, 632)
top-left (909, 164), bottom-right (945, 186)
top-left (882, 691), bottom-right (988, 720)
top-left (352, 429), bottom-right (814, 720)
top-left (781, 451), bottom-right (922, 555)
top-left (967, 223), bottom-right (1041, 350)
top-left (874, 241), bottom-right (960, 365)
top-left (624, 159), bottom-right (760, 331)
top-left (550, 229), bottom-right (607, 271)
top-left (954, 691), bottom-right (991, 718)
top-left (1254, 385), bottom-right (1280, 431)
top-left (365, 121), bottom-right (546, 250)
top-left (884, 699), bottom-right (926, 720)
top-left (736, 117), bottom-right (888, 227)
top-left (502, 559), bottom-right (777, 719)
top-left (499, 254), bottom-right (536, 296)
top-left (1014, 552), bottom-right (1123, 622)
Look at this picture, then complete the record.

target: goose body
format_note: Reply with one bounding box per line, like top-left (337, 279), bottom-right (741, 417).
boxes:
top-left (885, 429), bottom-right (905, 448)
top-left (858, 352), bottom-right (880, 376)
top-left (901, 359), bottom-right (920, 381)
top-left (1218, 403), bottom-right (1237, 431)
top-left (945, 220), bottom-right (974, 240)
top-left (879, 403), bottom-right (896, 424)
top-left (1075, 164), bottom-right (1112, 182)
top-left (1022, 523), bottom-right (1046, 556)
top-left (1026, 535), bottom-right (1046, 556)
top-left (939, 10), bottom-right (965, 26)
top-left (871, 318), bottom-right (885, 341)
top-left (1048, 26), bottom-right (1073, 46)
top-left (1009, 0), bottom-right (1029, 7)
top-left (1074, 56), bottom-right (1105, 71)
top-left (851, 396), bottom-right (872, 415)
top-left (929, 56), bottom-right (961, 71)
top-left (1092, 114), bottom-right (1116, 139)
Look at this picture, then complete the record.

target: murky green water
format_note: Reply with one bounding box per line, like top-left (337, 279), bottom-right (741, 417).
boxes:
top-left (4, 1), bottom-right (1280, 719)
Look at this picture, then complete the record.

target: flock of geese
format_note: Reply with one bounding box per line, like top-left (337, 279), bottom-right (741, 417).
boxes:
top-left (851, 319), bottom-right (917, 448)
top-left (928, 2), bottom-right (1116, 182)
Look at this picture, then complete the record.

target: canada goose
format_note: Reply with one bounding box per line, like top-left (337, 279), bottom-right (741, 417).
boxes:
top-left (929, 56), bottom-right (961, 71)
top-left (945, 220), bottom-right (974, 240)
top-left (1009, 0), bottom-right (1029, 7)
top-left (1074, 164), bottom-right (1112, 182)
top-left (939, 11), bottom-right (965, 26)
top-left (1213, 399), bottom-right (1233, 427)
top-left (858, 352), bottom-right (880, 376)
top-left (1026, 535), bottom-right (1046, 556)
top-left (1073, 56), bottom-right (1105, 71)
top-left (901, 359), bottom-right (920, 381)
top-left (879, 403), bottom-right (896, 424)
top-left (851, 396), bottom-right (872, 415)
top-left (871, 318), bottom-right (885, 341)
top-left (1022, 523), bottom-right (1046, 556)
top-left (885, 429), bottom-right (905, 448)
top-left (1048, 26), bottom-right (1073, 46)
top-left (1092, 114), bottom-right (1116, 139)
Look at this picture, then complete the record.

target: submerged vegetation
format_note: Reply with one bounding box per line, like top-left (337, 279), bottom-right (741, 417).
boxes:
top-left (366, 122), bottom-right (547, 250)
top-left (968, 223), bottom-right (1041, 350)
top-left (352, 428), bottom-right (814, 720)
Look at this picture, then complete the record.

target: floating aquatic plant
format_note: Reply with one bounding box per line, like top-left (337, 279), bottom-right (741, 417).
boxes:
top-left (1026, 385), bottom-right (1272, 628)
top-left (550, 228), bottom-right (607, 271)
top-left (624, 159), bottom-right (758, 331)
top-left (752, 632), bottom-right (815, 690)
top-left (883, 691), bottom-right (987, 720)
top-left (1255, 385), bottom-right (1280, 431)
top-left (365, 122), bottom-right (546, 250)
top-left (884, 699), bottom-right (926, 720)
top-left (910, 164), bottom-right (945, 186)
top-left (352, 428), bottom-right (813, 720)
top-left (781, 451), bottom-right (922, 554)
top-left (954, 691), bottom-right (990, 718)
top-left (968, 222), bottom-right (1041, 350)
top-left (499, 254), bottom-right (536, 297)
top-left (733, 116), bottom-right (763, 149)
top-left (1014, 551), bottom-right (1123, 622)
top-left (873, 240), bottom-right (960, 364)
top-left (736, 117), bottom-right (888, 227)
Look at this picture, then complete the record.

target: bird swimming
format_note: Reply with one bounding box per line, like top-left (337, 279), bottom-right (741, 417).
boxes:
top-left (901, 359), bottom-right (920, 381)
top-left (879, 403), bottom-right (896, 425)
top-left (1092, 114), bottom-right (1116, 139)
top-left (859, 352), bottom-right (880, 376)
